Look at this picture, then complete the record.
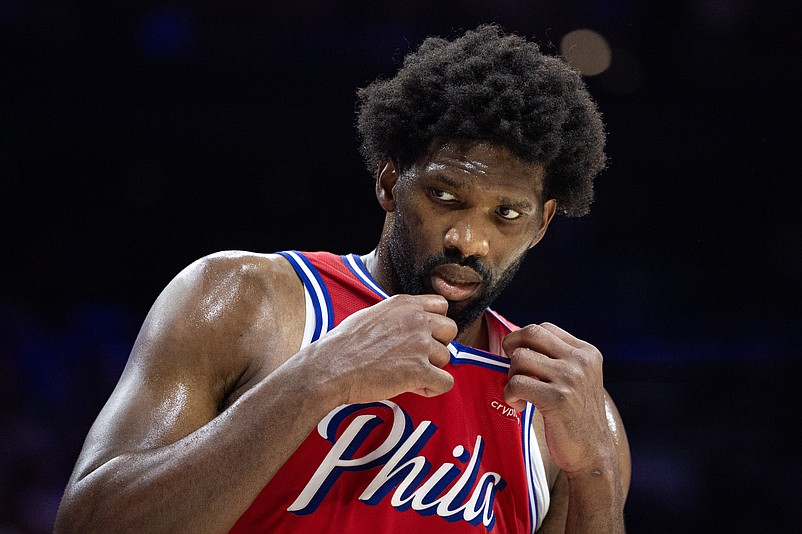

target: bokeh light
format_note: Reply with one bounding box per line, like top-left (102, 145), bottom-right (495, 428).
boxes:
top-left (560, 28), bottom-right (612, 76)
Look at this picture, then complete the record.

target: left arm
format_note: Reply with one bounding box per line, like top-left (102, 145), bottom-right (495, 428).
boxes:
top-left (503, 323), bottom-right (631, 533)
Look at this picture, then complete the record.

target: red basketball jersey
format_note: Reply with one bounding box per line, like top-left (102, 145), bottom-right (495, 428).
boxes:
top-left (229, 251), bottom-right (550, 533)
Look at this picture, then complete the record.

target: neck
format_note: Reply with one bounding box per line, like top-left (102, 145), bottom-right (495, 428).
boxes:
top-left (456, 314), bottom-right (488, 350)
top-left (361, 245), bottom-right (394, 295)
top-left (361, 247), bottom-right (489, 350)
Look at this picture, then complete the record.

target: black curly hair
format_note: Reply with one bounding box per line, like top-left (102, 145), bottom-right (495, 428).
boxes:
top-left (356, 24), bottom-right (606, 217)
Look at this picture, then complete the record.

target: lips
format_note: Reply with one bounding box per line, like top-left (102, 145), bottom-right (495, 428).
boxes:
top-left (429, 264), bottom-right (483, 301)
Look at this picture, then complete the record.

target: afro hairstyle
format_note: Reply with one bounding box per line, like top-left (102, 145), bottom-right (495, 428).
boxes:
top-left (355, 24), bottom-right (607, 217)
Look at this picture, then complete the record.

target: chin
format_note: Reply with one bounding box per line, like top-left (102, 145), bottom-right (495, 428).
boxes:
top-left (446, 301), bottom-right (487, 332)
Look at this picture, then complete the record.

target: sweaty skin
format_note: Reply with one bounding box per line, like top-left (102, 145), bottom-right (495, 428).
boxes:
top-left (55, 253), bottom-right (457, 533)
top-left (55, 141), bottom-right (629, 534)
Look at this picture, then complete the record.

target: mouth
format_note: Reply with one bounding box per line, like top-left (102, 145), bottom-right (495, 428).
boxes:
top-left (429, 264), bottom-right (483, 301)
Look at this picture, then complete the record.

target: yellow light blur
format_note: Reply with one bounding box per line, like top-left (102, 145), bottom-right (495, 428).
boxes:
top-left (560, 29), bottom-right (612, 76)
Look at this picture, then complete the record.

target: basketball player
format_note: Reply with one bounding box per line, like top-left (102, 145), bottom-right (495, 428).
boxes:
top-left (55, 25), bottom-right (630, 533)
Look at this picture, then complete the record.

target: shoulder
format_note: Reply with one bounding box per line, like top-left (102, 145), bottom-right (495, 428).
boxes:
top-left (66, 251), bottom-right (308, 482)
top-left (156, 250), bottom-right (301, 323)
top-left (146, 251), bottom-right (301, 334)
top-left (133, 251), bottom-right (306, 393)
top-left (168, 250), bottom-right (299, 302)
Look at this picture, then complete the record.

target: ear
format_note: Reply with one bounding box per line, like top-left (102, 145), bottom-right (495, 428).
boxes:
top-left (528, 199), bottom-right (557, 249)
top-left (375, 159), bottom-right (400, 213)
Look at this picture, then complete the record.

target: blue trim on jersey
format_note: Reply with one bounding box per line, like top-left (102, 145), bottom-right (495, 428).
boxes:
top-left (277, 251), bottom-right (334, 342)
top-left (449, 342), bottom-right (510, 373)
top-left (522, 402), bottom-right (539, 532)
top-left (342, 254), bottom-right (390, 299)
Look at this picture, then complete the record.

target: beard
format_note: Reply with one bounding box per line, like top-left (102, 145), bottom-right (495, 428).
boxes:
top-left (388, 211), bottom-right (527, 332)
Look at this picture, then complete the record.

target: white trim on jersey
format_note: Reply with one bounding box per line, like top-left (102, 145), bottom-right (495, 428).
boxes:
top-left (344, 254), bottom-right (390, 299)
top-left (301, 284), bottom-right (315, 349)
top-left (522, 403), bottom-right (551, 532)
top-left (278, 251), bottom-right (334, 345)
top-left (448, 342), bottom-right (511, 372)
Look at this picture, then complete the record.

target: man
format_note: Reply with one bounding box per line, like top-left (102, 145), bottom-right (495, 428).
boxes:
top-left (56, 24), bottom-right (630, 533)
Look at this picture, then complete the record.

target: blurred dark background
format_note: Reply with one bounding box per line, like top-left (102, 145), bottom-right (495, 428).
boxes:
top-left (1, 1), bottom-right (800, 532)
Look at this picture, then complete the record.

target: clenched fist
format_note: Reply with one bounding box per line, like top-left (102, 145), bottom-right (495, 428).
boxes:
top-left (311, 294), bottom-right (458, 406)
top-left (503, 323), bottom-right (618, 477)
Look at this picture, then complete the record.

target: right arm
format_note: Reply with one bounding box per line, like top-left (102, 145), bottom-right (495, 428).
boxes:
top-left (54, 252), bottom-right (456, 533)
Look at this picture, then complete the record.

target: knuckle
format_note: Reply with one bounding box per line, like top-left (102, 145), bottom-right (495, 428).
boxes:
top-left (404, 309), bottom-right (431, 332)
top-left (444, 317), bottom-right (458, 334)
top-left (556, 361), bottom-right (578, 384)
top-left (571, 346), bottom-right (602, 368)
top-left (506, 358), bottom-right (522, 377)
top-left (393, 294), bottom-right (413, 307)
top-left (521, 324), bottom-right (544, 340)
top-left (431, 346), bottom-right (451, 367)
top-left (506, 373), bottom-right (530, 393)
top-left (553, 384), bottom-right (571, 404)
top-left (511, 347), bottom-right (535, 367)
top-left (506, 351), bottom-right (528, 376)
top-left (409, 309), bottom-right (426, 324)
top-left (570, 347), bottom-right (590, 367)
top-left (413, 356), bottom-right (431, 374)
top-left (445, 325), bottom-right (458, 340)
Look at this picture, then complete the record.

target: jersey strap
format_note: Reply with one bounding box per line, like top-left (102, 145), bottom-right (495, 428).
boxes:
top-left (276, 250), bottom-right (334, 344)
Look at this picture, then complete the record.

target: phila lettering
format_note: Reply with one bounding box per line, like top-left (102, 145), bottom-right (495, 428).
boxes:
top-left (288, 401), bottom-right (507, 531)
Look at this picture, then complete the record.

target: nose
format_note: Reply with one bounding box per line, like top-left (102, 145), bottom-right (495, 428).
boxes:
top-left (443, 211), bottom-right (490, 259)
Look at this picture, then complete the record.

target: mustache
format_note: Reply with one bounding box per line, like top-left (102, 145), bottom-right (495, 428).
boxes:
top-left (420, 250), bottom-right (493, 283)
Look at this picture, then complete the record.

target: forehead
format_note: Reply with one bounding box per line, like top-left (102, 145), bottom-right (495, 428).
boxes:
top-left (415, 141), bottom-right (546, 195)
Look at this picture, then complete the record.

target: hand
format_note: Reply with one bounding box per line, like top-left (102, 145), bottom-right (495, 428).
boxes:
top-left (502, 323), bottom-right (616, 477)
top-left (312, 294), bottom-right (457, 405)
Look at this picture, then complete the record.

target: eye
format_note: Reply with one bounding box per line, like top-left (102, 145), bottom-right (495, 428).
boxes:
top-left (431, 189), bottom-right (457, 202)
top-left (497, 206), bottom-right (522, 220)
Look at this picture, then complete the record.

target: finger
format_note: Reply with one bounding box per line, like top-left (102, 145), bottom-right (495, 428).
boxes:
top-left (429, 314), bottom-right (458, 346)
top-left (507, 347), bottom-right (557, 383)
top-left (411, 293), bottom-right (450, 315)
top-left (504, 348), bottom-right (551, 411)
top-left (537, 323), bottom-right (603, 372)
top-left (396, 294), bottom-right (456, 345)
top-left (538, 322), bottom-right (591, 349)
top-left (413, 366), bottom-right (454, 397)
top-left (502, 395), bottom-right (528, 413)
top-left (505, 347), bottom-right (561, 411)
top-left (503, 323), bottom-right (570, 359)
top-left (427, 343), bottom-right (452, 369)
top-left (385, 294), bottom-right (456, 344)
top-left (503, 372), bottom-right (562, 412)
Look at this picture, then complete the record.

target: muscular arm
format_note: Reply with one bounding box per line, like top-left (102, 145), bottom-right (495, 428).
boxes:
top-left (55, 252), bottom-right (335, 533)
top-left (538, 392), bottom-right (631, 533)
top-left (55, 252), bottom-right (457, 533)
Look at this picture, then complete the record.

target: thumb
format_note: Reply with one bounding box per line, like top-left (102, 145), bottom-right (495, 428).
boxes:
top-left (412, 367), bottom-right (454, 398)
top-left (502, 387), bottom-right (527, 412)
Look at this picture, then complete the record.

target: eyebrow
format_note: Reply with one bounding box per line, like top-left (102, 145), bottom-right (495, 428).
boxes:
top-left (497, 197), bottom-right (535, 212)
top-left (431, 174), bottom-right (463, 189)
top-left (430, 174), bottom-right (536, 212)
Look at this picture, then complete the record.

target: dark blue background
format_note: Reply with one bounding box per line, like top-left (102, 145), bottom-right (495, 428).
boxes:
top-left (2, 1), bottom-right (800, 532)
